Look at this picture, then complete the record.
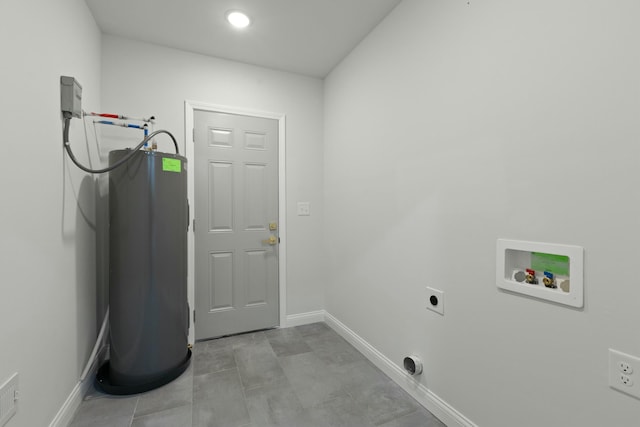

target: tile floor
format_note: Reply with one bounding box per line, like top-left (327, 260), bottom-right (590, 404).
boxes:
top-left (70, 322), bottom-right (445, 427)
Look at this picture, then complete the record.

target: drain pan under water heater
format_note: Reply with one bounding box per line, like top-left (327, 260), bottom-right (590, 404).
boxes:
top-left (97, 149), bottom-right (191, 395)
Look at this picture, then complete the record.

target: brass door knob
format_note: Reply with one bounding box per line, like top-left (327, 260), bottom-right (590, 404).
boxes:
top-left (262, 235), bottom-right (277, 245)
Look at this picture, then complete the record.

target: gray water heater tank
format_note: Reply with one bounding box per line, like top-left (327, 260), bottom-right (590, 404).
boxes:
top-left (97, 149), bottom-right (191, 395)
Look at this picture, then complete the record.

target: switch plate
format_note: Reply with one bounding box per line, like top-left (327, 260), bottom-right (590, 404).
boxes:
top-left (0, 373), bottom-right (18, 427)
top-left (297, 202), bottom-right (310, 216)
top-left (609, 349), bottom-right (640, 400)
top-left (426, 287), bottom-right (444, 315)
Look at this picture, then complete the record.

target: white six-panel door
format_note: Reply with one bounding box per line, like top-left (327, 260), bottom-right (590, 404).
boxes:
top-left (194, 110), bottom-right (279, 340)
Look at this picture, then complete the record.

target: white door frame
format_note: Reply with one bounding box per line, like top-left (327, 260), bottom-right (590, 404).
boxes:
top-left (184, 100), bottom-right (287, 345)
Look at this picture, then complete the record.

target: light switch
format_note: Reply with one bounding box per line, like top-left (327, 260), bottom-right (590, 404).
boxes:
top-left (297, 202), bottom-right (310, 216)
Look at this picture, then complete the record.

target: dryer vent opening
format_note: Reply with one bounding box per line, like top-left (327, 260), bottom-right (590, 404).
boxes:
top-left (403, 355), bottom-right (423, 376)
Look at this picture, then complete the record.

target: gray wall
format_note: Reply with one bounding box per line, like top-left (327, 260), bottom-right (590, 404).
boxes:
top-left (324, 0), bottom-right (640, 426)
top-left (0, 0), bottom-right (102, 426)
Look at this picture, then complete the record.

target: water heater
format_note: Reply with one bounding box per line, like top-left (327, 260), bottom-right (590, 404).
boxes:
top-left (96, 149), bottom-right (191, 394)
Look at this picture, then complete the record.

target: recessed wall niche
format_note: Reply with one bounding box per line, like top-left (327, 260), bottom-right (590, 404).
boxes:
top-left (496, 239), bottom-right (584, 308)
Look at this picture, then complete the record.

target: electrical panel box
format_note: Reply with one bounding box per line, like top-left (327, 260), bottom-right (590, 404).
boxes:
top-left (60, 76), bottom-right (82, 118)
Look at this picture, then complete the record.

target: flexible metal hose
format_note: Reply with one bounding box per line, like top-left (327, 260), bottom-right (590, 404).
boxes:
top-left (63, 115), bottom-right (180, 174)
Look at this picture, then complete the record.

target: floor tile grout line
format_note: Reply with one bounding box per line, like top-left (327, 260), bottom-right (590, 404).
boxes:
top-left (231, 340), bottom-right (253, 426)
top-left (236, 366), bottom-right (251, 426)
top-left (193, 365), bottom-right (237, 379)
top-left (128, 396), bottom-right (139, 427)
top-left (130, 403), bottom-right (193, 422)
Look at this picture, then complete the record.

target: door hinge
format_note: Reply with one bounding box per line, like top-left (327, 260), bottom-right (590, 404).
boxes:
top-left (192, 128), bottom-right (195, 142)
top-left (193, 310), bottom-right (196, 324)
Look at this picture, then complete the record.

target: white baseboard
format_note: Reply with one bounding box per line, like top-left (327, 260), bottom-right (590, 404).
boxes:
top-left (323, 311), bottom-right (477, 427)
top-left (48, 375), bottom-right (92, 427)
top-left (49, 351), bottom-right (104, 427)
top-left (285, 310), bottom-right (326, 327)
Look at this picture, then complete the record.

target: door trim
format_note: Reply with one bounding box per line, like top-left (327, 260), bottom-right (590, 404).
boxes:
top-left (184, 100), bottom-right (287, 344)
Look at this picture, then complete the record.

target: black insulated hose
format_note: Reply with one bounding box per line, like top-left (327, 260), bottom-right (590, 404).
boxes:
top-left (63, 114), bottom-right (180, 174)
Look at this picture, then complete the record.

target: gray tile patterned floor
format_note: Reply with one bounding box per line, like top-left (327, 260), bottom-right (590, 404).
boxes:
top-left (70, 322), bottom-right (445, 427)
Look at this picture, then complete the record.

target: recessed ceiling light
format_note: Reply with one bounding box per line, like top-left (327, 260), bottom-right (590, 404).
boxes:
top-left (226, 11), bottom-right (251, 29)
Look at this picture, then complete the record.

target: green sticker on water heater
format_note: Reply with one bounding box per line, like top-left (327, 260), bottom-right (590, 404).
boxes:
top-left (162, 158), bottom-right (181, 173)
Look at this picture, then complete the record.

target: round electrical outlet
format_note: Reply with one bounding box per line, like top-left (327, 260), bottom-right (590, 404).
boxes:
top-left (426, 287), bottom-right (444, 315)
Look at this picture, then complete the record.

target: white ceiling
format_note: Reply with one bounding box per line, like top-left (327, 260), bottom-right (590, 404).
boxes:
top-left (85, 0), bottom-right (402, 78)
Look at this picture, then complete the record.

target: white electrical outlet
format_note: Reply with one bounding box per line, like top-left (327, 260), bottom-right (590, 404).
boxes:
top-left (426, 287), bottom-right (444, 315)
top-left (620, 374), bottom-right (633, 386)
top-left (609, 349), bottom-right (640, 400)
top-left (618, 361), bottom-right (633, 375)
